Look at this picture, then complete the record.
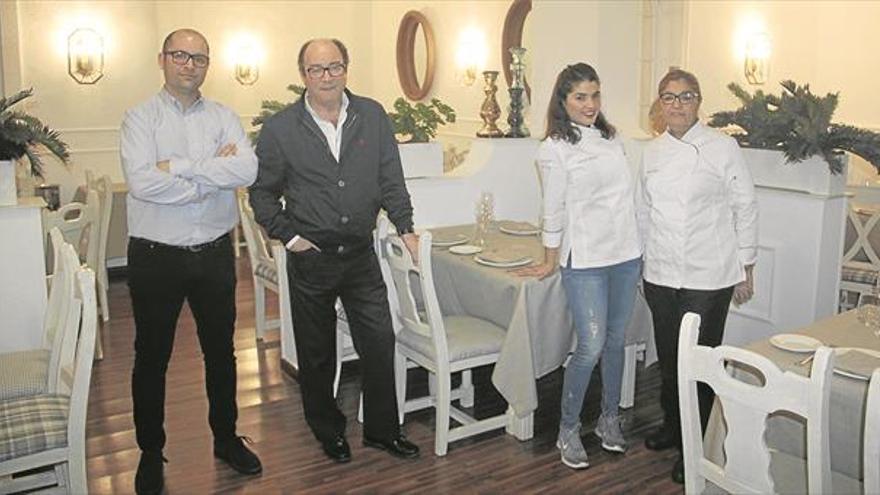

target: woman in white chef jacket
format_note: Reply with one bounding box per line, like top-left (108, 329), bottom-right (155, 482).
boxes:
top-left (515, 63), bottom-right (641, 470)
top-left (637, 69), bottom-right (758, 484)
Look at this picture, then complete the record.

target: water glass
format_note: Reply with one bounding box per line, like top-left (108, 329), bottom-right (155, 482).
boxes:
top-left (857, 293), bottom-right (880, 336)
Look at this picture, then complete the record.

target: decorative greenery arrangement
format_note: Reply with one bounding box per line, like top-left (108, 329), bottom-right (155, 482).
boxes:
top-left (708, 81), bottom-right (880, 175)
top-left (249, 84), bottom-right (305, 144)
top-left (388, 97), bottom-right (455, 144)
top-left (0, 88), bottom-right (69, 178)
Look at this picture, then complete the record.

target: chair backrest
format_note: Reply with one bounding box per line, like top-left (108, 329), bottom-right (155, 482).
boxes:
top-left (237, 192), bottom-right (273, 269)
top-left (52, 244), bottom-right (86, 395)
top-left (45, 241), bottom-right (82, 394)
top-left (374, 215), bottom-right (401, 333)
top-left (384, 231), bottom-right (450, 361)
top-left (44, 227), bottom-right (72, 337)
top-left (87, 173), bottom-right (113, 286)
top-left (678, 312), bottom-right (834, 494)
top-left (842, 203), bottom-right (880, 272)
top-left (43, 189), bottom-right (100, 272)
top-left (866, 368), bottom-right (880, 495)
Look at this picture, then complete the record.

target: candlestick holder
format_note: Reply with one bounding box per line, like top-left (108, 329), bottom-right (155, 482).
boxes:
top-left (505, 47), bottom-right (530, 138)
top-left (476, 71), bottom-right (504, 138)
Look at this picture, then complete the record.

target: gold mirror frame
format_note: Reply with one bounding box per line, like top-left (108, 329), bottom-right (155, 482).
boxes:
top-left (396, 10), bottom-right (436, 101)
top-left (501, 0), bottom-right (531, 99)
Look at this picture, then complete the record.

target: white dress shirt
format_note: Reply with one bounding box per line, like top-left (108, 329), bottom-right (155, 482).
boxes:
top-left (539, 125), bottom-right (642, 269)
top-left (120, 89), bottom-right (257, 246)
top-left (637, 121), bottom-right (758, 290)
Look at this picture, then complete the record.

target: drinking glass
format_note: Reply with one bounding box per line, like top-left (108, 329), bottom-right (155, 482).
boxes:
top-left (857, 293), bottom-right (880, 336)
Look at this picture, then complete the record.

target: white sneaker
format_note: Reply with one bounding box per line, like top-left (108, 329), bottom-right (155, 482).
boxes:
top-left (594, 413), bottom-right (627, 453)
top-left (556, 423), bottom-right (589, 469)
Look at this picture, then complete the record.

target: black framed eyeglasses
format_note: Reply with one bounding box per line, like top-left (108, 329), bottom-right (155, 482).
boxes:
top-left (659, 91), bottom-right (700, 106)
top-left (163, 50), bottom-right (210, 68)
top-left (304, 62), bottom-right (347, 80)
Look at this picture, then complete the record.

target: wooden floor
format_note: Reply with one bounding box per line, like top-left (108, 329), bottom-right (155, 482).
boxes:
top-left (85, 259), bottom-right (683, 494)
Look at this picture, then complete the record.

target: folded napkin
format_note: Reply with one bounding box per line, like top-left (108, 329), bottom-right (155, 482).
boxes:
top-left (835, 349), bottom-right (880, 378)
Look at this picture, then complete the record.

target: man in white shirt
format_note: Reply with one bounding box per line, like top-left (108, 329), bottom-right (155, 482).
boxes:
top-left (120, 28), bottom-right (261, 495)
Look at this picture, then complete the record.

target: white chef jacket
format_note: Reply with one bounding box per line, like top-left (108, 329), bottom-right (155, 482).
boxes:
top-left (637, 122), bottom-right (758, 290)
top-left (539, 125), bottom-right (641, 269)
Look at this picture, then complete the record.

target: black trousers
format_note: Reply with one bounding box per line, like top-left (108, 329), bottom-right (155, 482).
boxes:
top-left (128, 234), bottom-right (238, 452)
top-left (643, 280), bottom-right (734, 448)
top-left (288, 245), bottom-right (399, 443)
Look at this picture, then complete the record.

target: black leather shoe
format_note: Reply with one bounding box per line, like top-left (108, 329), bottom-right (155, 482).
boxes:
top-left (644, 427), bottom-right (678, 451)
top-left (322, 435), bottom-right (352, 463)
top-left (135, 450), bottom-right (165, 495)
top-left (671, 455), bottom-right (685, 484)
top-left (363, 434), bottom-right (420, 459)
top-left (214, 436), bottom-right (263, 475)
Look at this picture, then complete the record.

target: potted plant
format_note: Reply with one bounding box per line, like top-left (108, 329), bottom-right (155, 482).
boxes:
top-left (388, 97), bottom-right (455, 178)
top-left (0, 88), bottom-right (70, 206)
top-left (709, 81), bottom-right (880, 195)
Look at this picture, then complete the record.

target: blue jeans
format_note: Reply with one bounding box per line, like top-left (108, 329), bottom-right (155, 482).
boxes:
top-left (559, 256), bottom-right (642, 429)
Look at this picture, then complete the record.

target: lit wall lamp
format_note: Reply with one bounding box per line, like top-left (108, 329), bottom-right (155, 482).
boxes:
top-left (68, 28), bottom-right (104, 84)
top-left (455, 27), bottom-right (487, 87)
top-left (744, 32), bottom-right (770, 85)
top-left (229, 35), bottom-right (262, 86)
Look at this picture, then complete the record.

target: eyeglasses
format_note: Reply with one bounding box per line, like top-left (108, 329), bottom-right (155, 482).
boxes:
top-left (304, 62), bottom-right (347, 80)
top-left (163, 50), bottom-right (210, 68)
top-left (659, 91), bottom-right (700, 106)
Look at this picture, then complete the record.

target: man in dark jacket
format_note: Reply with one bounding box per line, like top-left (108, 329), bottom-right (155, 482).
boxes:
top-left (249, 38), bottom-right (419, 463)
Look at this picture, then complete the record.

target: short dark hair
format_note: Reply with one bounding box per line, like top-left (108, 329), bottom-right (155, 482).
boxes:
top-left (543, 62), bottom-right (616, 144)
top-left (657, 68), bottom-right (702, 99)
top-left (162, 28), bottom-right (210, 54)
top-left (297, 38), bottom-right (349, 75)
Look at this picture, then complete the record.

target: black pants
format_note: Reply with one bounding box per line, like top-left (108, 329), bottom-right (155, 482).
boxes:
top-left (643, 280), bottom-right (734, 448)
top-left (288, 245), bottom-right (399, 444)
top-left (128, 234), bottom-right (238, 452)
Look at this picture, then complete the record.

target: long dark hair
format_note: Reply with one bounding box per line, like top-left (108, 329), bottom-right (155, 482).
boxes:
top-left (543, 63), bottom-right (616, 144)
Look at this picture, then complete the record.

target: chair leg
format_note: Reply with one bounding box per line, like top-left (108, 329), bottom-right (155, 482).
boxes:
top-left (394, 348), bottom-right (408, 425)
top-left (94, 322), bottom-right (104, 361)
top-left (459, 370), bottom-right (474, 408)
top-left (333, 329), bottom-right (344, 398)
top-left (619, 343), bottom-right (638, 409)
top-left (435, 370), bottom-right (451, 456)
top-left (254, 279), bottom-right (266, 341)
top-left (68, 451), bottom-right (88, 494)
top-left (98, 279), bottom-right (110, 322)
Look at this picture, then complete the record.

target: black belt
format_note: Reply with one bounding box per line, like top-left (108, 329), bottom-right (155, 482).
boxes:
top-left (131, 233), bottom-right (230, 253)
top-left (314, 238), bottom-right (372, 256)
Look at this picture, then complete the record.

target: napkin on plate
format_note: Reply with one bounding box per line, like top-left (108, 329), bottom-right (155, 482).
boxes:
top-left (477, 248), bottom-right (529, 264)
top-left (835, 349), bottom-right (880, 378)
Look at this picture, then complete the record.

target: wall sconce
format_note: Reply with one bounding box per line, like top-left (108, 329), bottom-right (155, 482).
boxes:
top-left (455, 27), bottom-right (487, 87)
top-left (229, 35), bottom-right (262, 86)
top-left (68, 28), bottom-right (104, 84)
top-left (744, 32), bottom-right (770, 85)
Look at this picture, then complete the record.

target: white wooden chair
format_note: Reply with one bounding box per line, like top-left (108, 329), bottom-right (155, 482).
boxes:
top-left (840, 203), bottom-right (880, 311)
top-left (866, 368), bottom-right (880, 495)
top-left (385, 231), bottom-right (508, 456)
top-left (237, 193), bottom-right (283, 342)
top-left (0, 235), bottom-right (80, 401)
top-left (678, 312), bottom-right (861, 494)
top-left (85, 171), bottom-right (113, 323)
top-left (0, 267), bottom-right (98, 494)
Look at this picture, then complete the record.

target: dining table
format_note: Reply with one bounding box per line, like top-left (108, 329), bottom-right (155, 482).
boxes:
top-left (426, 220), bottom-right (657, 440)
top-left (703, 309), bottom-right (880, 480)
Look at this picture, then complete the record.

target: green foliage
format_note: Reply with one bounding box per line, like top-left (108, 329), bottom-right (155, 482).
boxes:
top-left (0, 88), bottom-right (69, 178)
top-left (709, 81), bottom-right (880, 175)
top-left (249, 84), bottom-right (305, 144)
top-left (388, 97), bottom-right (456, 143)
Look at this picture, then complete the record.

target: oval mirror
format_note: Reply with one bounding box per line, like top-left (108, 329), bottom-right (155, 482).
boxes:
top-left (502, 0), bottom-right (531, 100)
top-left (396, 11), bottom-right (436, 101)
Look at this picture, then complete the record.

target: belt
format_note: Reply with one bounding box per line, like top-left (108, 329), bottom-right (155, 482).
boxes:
top-left (131, 233), bottom-right (230, 253)
top-left (315, 238), bottom-right (372, 256)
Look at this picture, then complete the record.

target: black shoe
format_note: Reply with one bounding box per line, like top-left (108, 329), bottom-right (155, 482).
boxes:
top-left (644, 427), bottom-right (678, 451)
top-left (135, 450), bottom-right (165, 495)
top-left (363, 434), bottom-right (420, 459)
top-left (322, 434), bottom-right (352, 463)
top-left (671, 455), bottom-right (685, 484)
top-left (214, 436), bottom-right (262, 475)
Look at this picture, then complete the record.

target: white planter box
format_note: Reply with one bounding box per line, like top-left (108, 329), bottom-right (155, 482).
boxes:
top-left (0, 160), bottom-right (17, 206)
top-left (398, 142), bottom-right (443, 178)
top-left (743, 148), bottom-right (847, 196)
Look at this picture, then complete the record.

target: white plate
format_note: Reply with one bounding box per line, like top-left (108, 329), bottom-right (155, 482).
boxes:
top-left (449, 244), bottom-right (483, 255)
top-left (769, 334), bottom-right (823, 353)
top-left (432, 233), bottom-right (469, 247)
top-left (474, 256), bottom-right (533, 268)
top-left (499, 225), bottom-right (541, 236)
top-left (833, 347), bottom-right (880, 380)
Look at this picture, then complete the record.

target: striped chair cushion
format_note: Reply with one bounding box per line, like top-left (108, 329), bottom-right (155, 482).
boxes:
top-left (841, 264), bottom-right (879, 285)
top-left (0, 350), bottom-right (50, 401)
top-left (0, 394), bottom-right (69, 462)
top-left (254, 261), bottom-right (277, 286)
